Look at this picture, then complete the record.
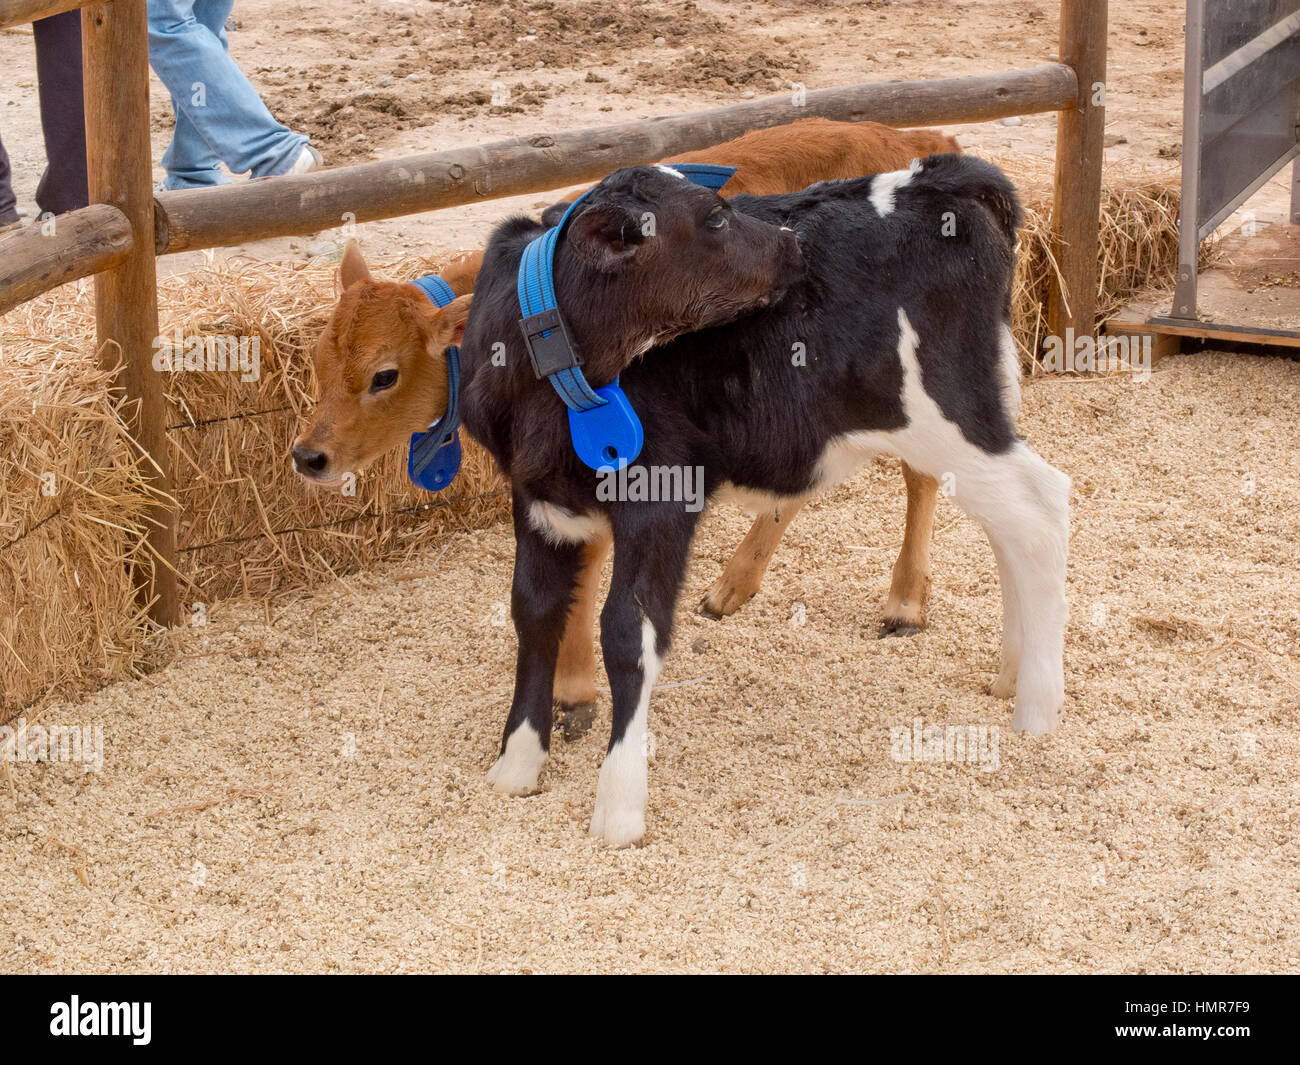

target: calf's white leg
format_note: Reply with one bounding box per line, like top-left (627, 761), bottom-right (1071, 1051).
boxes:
top-left (887, 309), bottom-right (1069, 734)
top-left (957, 445), bottom-right (1069, 733)
top-left (590, 617), bottom-right (661, 847)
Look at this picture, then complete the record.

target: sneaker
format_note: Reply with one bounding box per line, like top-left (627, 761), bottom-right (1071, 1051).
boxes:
top-left (285, 144), bottom-right (322, 177)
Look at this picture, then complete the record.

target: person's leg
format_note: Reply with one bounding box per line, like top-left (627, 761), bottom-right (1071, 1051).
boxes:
top-left (149, 0), bottom-right (236, 189)
top-left (196, 0), bottom-right (315, 176)
top-left (196, 0), bottom-right (232, 45)
top-left (0, 133), bottom-right (20, 225)
top-left (32, 10), bottom-right (88, 215)
top-left (159, 88), bottom-right (229, 191)
top-left (180, 0), bottom-right (235, 183)
top-left (147, 0), bottom-right (309, 180)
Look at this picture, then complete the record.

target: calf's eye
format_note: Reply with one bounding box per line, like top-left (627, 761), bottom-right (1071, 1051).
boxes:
top-left (370, 369), bottom-right (399, 393)
top-left (706, 209), bottom-right (728, 230)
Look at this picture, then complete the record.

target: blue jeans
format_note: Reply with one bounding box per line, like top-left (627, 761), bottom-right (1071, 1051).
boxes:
top-left (147, 0), bottom-right (308, 190)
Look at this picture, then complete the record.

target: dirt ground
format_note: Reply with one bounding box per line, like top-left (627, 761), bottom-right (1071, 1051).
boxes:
top-left (2, 352), bottom-right (1299, 973)
top-left (3, 2), bottom-right (1300, 973)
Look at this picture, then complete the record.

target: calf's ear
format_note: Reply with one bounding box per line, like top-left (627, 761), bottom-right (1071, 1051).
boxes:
top-left (339, 239), bottom-right (372, 290)
top-left (566, 203), bottom-right (645, 271)
top-left (441, 294), bottom-right (473, 344)
top-left (540, 201), bottom-right (571, 227)
top-left (409, 293), bottom-right (474, 354)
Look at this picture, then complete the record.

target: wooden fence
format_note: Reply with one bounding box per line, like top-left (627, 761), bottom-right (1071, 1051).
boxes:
top-left (0, 0), bottom-right (1109, 627)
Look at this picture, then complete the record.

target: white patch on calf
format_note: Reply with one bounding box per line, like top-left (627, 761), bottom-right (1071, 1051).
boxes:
top-left (654, 164), bottom-right (688, 180)
top-left (487, 720), bottom-right (547, 795)
top-left (869, 160), bottom-right (922, 218)
top-left (715, 482), bottom-right (804, 516)
top-left (528, 501), bottom-right (611, 545)
top-left (810, 431), bottom-right (901, 492)
top-left (590, 617), bottom-right (661, 847)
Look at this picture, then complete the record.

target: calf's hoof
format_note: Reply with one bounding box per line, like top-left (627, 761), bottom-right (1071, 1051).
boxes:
top-left (989, 674), bottom-right (1016, 700)
top-left (879, 616), bottom-right (925, 638)
top-left (553, 700), bottom-right (596, 742)
top-left (1010, 689), bottom-right (1063, 735)
top-left (590, 744), bottom-right (648, 847)
top-left (486, 760), bottom-right (544, 796)
top-left (588, 805), bottom-right (646, 848)
top-left (699, 578), bottom-right (758, 620)
top-left (486, 723), bottom-right (547, 795)
top-left (879, 594), bottom-right (926, 637)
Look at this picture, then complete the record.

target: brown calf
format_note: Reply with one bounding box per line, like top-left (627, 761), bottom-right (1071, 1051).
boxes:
top-left (550, 117), bottom-right (960, 203)
top-left (294, 119), bottom-right (956, 735)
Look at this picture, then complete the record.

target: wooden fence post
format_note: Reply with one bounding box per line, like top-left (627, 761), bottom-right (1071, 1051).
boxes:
top-left (82, 0), bottom-right (179, 626)
top-left (1047, 0), bottom-right (1108, 343)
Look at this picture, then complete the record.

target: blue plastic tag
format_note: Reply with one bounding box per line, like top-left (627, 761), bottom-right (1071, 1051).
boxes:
top-left (408, 425), bottom-right (461, 491)
top-left (406, 340), bottom-right (462, 492)
top-left (567, 379), bottom-right (644, 471)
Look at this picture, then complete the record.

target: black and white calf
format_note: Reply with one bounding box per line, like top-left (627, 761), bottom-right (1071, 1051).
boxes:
top-left (460, 155), bottom-right (1070, 846)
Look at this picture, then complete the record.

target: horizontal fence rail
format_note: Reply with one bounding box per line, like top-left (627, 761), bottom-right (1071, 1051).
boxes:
top-left (0, 64), bottom-right (1079, 310)
top-left (153, 63), bottom-right (1078, 255)
top-left (0, 203), bottom-right (131, 316)
top-left (0, 0), bottom-right (86, 30)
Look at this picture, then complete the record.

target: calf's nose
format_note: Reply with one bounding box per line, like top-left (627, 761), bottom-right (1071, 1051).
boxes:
top-left (291, 443), bottom-right (329, 477)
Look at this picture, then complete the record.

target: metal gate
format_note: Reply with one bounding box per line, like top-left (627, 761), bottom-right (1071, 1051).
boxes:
top-left (1173, 0), bottom-right (1300, 321)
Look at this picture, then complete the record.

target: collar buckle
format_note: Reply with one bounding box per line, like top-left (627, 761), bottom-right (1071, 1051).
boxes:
top-left (520, 309), bottom-right (582, 379)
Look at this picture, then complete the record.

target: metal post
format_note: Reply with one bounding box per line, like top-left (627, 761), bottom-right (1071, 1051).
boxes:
top-left (1172, 0), bottom-right (1205, 320)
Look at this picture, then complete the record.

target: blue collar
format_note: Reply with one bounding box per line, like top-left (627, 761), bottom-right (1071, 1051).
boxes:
top-left (407, 275), bottom-right (462, 491)
top-left (516, 162), bottom-right (737, 471)
top-left (411, 273), bottom-right (456, 307)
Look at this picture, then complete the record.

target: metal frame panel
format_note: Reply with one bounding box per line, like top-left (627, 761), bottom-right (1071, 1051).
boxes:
top-left (1172, 0), bottom-right (1300, 320)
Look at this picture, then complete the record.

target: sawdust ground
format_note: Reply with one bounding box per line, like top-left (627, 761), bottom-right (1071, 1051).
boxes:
top-left (3, 352), bottom-right (1299, 973)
